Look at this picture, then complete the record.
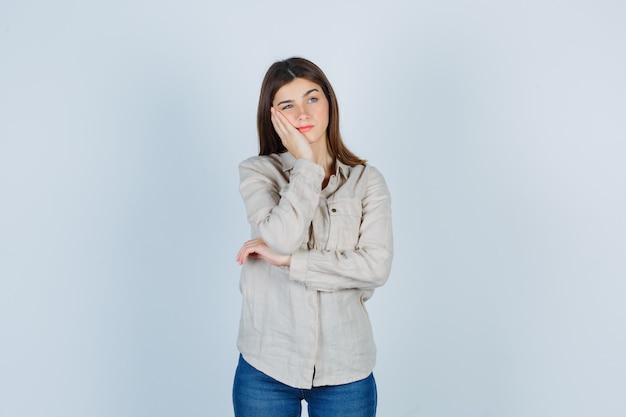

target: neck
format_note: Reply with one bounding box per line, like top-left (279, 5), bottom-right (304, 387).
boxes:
top-left (310, 141), bottom-right (334, 177)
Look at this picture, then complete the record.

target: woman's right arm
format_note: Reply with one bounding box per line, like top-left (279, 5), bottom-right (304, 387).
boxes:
top-left (238, 156), bottom-right (324, 255)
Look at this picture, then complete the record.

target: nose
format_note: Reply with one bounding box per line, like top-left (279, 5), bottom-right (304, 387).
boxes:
top-left (296, 107), bottom-right (309, 120)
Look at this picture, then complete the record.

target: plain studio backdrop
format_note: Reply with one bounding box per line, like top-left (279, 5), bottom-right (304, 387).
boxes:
top-left (1, 1), bottom-right (625, 416)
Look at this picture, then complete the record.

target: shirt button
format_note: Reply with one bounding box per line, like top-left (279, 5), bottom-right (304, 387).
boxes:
top-left (331, 208), bottom-right (337, 213)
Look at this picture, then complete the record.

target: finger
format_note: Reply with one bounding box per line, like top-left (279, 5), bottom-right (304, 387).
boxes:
top-left (236, 239), bottom-right (263, 264)
top-left (271, 108), bottom-right (298, 137)
top-left (238, 245), bottom-right (255, 265)
top-left (236, 242), bottom-right (252, 264)
top-left (270, 109), bottom-right (290, 138)
top-left (236, 242), bottom-right (249, 263)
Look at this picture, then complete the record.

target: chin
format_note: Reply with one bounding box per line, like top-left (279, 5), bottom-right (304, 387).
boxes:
top-left (306, 133), bottom-right (324, 144)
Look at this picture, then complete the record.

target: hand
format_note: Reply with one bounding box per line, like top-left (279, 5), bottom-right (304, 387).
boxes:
top-left (236, 238), bottom-right (291, 266)
top-left (271, 107), bottom-right (314, 160)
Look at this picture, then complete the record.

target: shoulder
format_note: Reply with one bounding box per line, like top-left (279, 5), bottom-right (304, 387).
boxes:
top-left (240, 152), bottom-right (297, 171)
top-left (359, 163), bottom-right (391, 199)
top-left (364, 163), bottom-right (387, 183)
top-left (344, 163), bottom-right (387, 185)
top-left (239, 154), bottom-right (281, 170)
top-left (239, 154), bottom-right (287, 179)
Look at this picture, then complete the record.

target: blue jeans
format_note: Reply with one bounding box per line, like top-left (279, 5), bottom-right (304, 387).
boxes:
top-left (233, 355), bottom-right (377, 417)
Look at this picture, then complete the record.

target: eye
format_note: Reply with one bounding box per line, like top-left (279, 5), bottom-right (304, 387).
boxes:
top-left (308, 97), bottom-right (318, 103)
top-left (281, 104), bottom-right (293, 110)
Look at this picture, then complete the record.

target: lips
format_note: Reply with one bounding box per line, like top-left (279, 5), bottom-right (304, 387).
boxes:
top-left (297, 125), bottom-right (314, 133)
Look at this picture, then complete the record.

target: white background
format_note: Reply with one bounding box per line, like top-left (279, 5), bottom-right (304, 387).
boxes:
top-left (1, 1), bottom-right (625, 416)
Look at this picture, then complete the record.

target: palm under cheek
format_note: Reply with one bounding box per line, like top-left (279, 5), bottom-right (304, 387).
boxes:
top-left (283, 114), bottom-right (299, 128)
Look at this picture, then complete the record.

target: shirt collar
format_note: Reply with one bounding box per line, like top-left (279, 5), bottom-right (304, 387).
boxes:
top-left (335, 159), bottom-right (350, 179)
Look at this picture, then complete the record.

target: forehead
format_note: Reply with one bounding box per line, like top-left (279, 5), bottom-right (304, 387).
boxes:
top-left (274, 78), bottom-right (323, 102)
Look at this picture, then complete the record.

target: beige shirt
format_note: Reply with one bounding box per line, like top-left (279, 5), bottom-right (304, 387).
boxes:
top-left (237, 152), bottom-right (393, 389)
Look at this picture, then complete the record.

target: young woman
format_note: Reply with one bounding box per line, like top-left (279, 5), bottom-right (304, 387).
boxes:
top-left (233, 57), bottom-right (393, 417)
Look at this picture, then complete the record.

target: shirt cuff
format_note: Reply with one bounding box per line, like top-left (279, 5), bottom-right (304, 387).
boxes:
top-left (289, 249), bottom-right (308, 285)
top-left (292, 158), bottom-right (325, 182)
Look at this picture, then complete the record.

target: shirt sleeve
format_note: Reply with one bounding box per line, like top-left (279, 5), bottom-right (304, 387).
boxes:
top-left (239, 156), bottom-right (324, 255)
top-left (289, 166), bottom-right (394, 291)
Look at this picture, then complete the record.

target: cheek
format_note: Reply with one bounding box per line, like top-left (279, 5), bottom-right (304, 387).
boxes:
top-left (312, 102), bottom-right (327, 117)
top-left (318, 109), bottom-right (330, 127)
top-left (320, 103), bottom-right (330, 124)
top-left (285, 113), bottom-right (300, 126)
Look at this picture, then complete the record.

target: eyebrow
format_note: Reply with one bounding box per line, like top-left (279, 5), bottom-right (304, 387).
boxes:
top-left (276, 88), bottom-right (320, 107)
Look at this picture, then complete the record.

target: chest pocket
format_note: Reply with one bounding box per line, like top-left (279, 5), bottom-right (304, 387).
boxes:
top-left (327, 198), bottom-right (363, 250)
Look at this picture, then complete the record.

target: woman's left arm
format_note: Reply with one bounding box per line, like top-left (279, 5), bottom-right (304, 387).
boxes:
top-left (288, 166), bottom-right (394, 292)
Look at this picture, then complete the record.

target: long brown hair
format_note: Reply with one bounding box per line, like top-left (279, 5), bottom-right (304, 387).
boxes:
top-left (257, 57), bottom-right (366, 166)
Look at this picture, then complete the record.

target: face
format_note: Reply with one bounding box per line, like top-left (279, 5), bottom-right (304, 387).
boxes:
top-left (272, 78), bottom-right (330, 146)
